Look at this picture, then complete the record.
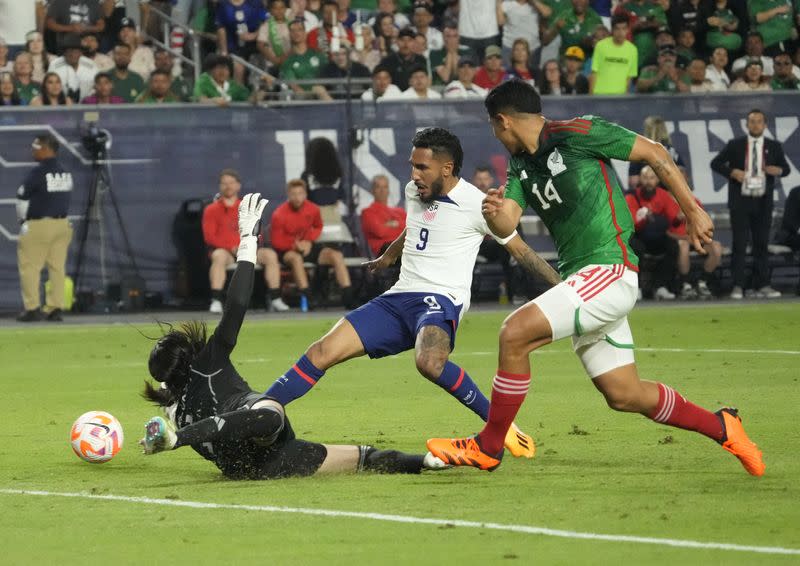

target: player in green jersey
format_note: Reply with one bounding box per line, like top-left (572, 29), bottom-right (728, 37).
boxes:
top-left (427, 80), bottom-right (765, 476)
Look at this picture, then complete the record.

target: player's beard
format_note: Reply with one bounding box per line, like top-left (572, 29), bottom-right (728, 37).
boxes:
top-left (418, 175), bottom-right (444, 203)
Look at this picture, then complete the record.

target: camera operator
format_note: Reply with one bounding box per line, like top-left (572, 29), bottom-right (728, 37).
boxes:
top-left (16, 134), bottom-right (74, 322)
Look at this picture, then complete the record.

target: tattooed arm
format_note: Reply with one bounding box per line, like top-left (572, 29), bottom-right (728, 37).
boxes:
top-left (629, 136), bottom-right (714, 253)
top-left (505, 234), bottom-right (562, 287)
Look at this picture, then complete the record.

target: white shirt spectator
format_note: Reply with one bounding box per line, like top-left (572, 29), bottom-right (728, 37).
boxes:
top-left (705, 65), bottom-right (730, 91)
top-left (415, 27), bottom-right (444, 51)
top-left (129, 45), bottom-right (155, 79)
top-left (501, 1), bottom-right (540, 51)
top-left (90, 52), bottom-right (114, 72)
top-left (732, 55), bottom-right (773, 76)
top-left (443, 79), bottom-right (487, 99)
top-left (361, 84), bottom-right (404, 101)
top-left (401, 86), bottom-right (442, 99)
top-left (459, 0), bottom-right (499, 39)
top-left (48, 55), bottom-right (97, 101)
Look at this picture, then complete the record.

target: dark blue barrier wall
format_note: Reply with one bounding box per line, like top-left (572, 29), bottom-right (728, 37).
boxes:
top-left (1, 94), bottom-right (798, 310)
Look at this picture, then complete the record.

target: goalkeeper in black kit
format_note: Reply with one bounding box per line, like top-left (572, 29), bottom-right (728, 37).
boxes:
top-left (139, 194), bottom-right (447, 479)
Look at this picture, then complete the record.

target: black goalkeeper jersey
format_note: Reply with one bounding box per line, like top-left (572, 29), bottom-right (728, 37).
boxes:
top-left (171, 262), bottom-right (305, 479)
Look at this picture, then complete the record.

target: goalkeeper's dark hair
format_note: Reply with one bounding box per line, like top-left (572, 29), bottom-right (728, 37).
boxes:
top-left (484, 79), bottom-right (542, 119)
top-left (411, 127), bottom-right (463, 176)
top-left (142, 321), bottom-right (207, 406)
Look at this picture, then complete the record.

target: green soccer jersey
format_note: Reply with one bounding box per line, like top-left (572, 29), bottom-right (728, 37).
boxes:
top-left (556, 8), bottom-right (603, 54)
top-left (505, 116), bottom-right (639, 277)
top-left (749, 0), bottom-right (795, 47)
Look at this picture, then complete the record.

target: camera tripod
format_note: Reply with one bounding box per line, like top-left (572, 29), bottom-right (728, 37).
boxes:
top-left (72, 150), bottom-right (141, 306)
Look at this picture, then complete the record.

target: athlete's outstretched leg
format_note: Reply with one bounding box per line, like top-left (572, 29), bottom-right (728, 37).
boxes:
top-left (427, 301), bottom-right (551, 469)
top-left (591, 362), bottom-right (765, 476)
top-left (478, 302), bottom-right (552, 455)
top-left (265, 318), bottom-right (365, 405)
top-left (414, 325), bottom-right (490, 420)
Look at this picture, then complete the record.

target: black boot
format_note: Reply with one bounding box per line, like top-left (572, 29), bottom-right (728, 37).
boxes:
top-left (17, 309), bottom-right (43, 322)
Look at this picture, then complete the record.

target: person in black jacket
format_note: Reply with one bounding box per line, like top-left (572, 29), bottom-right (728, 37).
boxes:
top-left (378, 27), bottom-right (427, 91)
top-left (139, 194), bottom-right (447, 479)
top-left (774, 185), bottom-right (800, 294)
top-left (710, 109), bottom-right (790, 299)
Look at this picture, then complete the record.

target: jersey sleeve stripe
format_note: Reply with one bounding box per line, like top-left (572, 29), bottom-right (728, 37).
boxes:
top-left (599, 160), bottom-right (639, 272)
top-left (545, 127), bottom-right (591, 135)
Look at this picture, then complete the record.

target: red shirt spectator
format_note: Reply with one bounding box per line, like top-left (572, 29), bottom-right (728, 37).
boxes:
top-left (668, 195), bottom-right (703, 237)
top-left (307, 1), bottom-right (355, 53)
top-left (361, 200), bottom-right (406, 256)
top-left (625, 185), bottom-right (680, 231)
top-left (202, 197), bottom-right (241, 251)
top-left (270, 199), bottom-right (323, 253)
top-left (473, 45), bottom-right (508, 90)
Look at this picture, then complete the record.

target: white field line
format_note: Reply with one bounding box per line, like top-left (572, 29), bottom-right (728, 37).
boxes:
top-left (55, 346), bottom-right (800, 370)
top-left (0, 489), bottom-right (797, 556)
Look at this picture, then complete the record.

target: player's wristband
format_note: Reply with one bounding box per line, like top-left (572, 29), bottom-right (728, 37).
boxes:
top-left (496, 229), bottom-right (518, 246)
top-left (236, 235), bottom-right (258, 264)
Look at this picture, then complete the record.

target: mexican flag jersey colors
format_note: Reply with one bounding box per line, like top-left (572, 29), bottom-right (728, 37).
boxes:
top-left (505, 116), bottom-right (640, 277)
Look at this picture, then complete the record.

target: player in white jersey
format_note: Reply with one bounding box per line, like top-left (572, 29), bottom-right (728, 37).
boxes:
top-left (264, 128), bottom-right (561, 458)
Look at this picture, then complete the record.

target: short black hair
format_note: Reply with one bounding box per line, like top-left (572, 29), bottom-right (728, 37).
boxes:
top-left (747, 108), bottom-right (766, 120)
top-left (94, 71), bottom-right (112, 82)
top-left (35, 133), bottom-right (59, 153)
top-left (747, 31), bottom-right (764, 41)
top-left (484, 79), bottom-right (542, 118)
top-left (372, 64), bottom-right (392, 77)
top-left (412, 127), bottom-right (464, 176)
top-left (611, 14), bottom-right (628, 28)
top-left (204, 53), bottom-right (233, 72)
top-left (474, 164), bottom-right (492, 175)
top-left (150, 69), bottom-right (171, 80)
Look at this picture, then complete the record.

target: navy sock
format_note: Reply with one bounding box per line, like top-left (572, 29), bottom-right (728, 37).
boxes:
top-left (265, 354), bottom-right (325, 405)
top-left (435, 361), bottom-right (490, 421)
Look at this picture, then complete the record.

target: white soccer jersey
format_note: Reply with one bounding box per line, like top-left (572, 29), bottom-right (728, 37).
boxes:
top-left (386, 178), bottom-right (512, 313)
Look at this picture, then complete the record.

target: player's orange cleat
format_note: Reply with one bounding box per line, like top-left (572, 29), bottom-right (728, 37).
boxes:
top-left (717, 408), bottom-right (765, 477)
top-left (426, 436), bottom-right (502, 471)
top-left (504, 422), bottom-right (536, 459)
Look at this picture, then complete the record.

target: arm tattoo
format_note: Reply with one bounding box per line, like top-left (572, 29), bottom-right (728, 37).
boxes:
top-left (513, 246), bottom-right (562, 287)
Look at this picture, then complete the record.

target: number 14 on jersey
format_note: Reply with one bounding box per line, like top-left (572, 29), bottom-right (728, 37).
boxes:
top-left (531, 179), bottom-right (563, 210)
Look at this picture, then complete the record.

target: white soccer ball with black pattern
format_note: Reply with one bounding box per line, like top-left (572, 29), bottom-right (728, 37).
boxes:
top-left (70, 411), bottom-right (124, 463)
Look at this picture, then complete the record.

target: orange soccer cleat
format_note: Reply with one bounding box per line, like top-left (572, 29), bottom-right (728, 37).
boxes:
top-left (426, 436), bottom-right (502, 471)
top-left (717, 408), bottom-right (765, 477)
top-left (504, 422), bottom-right (536, 459)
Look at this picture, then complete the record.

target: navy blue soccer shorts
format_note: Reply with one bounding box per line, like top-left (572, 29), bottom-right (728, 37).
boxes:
top-left (345, 292), bottom-right (464, 359)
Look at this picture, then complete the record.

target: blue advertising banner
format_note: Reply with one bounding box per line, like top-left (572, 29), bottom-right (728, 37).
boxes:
top-left (0, 94), bottom-right (798, 310)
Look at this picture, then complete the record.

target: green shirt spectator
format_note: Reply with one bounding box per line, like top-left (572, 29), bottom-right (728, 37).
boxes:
top-left (627, 0), bottom-right (668, 67)
top-left (194, 72), bottom-right (251, 102)
top-left (110, 69), bottom-right (145, 103)
top-left (636, 47), bottom-right (690, 93)
top-left (136, 69), bottom-right (182, 104)
top-left (542, 0), bottom-right (573, 20)
top-left (170, 76), bottom-right (193, 102)
top-left (109, 44), bottom-right (145, 103)
top-left (591, 35), bottom-right (638, 94)
top-left (748, 0), bottom-right (795, 48)
top-left (280, 49), bottom-right (324, 92)
top-left (543, 0), bottom-right (603, 55)
top-left (771, 52), bottom-right (800, 89)
top-left (706, 4), bottom-right (743, 52)
top-left (15, 80), bottom-right (41, 104)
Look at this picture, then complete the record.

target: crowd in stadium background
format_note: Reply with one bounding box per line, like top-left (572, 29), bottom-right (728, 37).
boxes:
top-left (2, 0), bottom-right (800, 107)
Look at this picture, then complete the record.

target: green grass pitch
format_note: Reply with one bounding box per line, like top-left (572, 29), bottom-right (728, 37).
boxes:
top-left (1, 303), bottom-right (798, 564)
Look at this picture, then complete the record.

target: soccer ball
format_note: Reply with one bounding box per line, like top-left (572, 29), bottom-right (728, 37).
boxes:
top-left (70, 411), bottom-right (124, 463)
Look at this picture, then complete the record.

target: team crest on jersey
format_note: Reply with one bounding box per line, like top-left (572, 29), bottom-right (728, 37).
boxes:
top-left (547, 149), bottom-right (567, 176)
top-left (520, 170), bottom-right (528, 180)
top-left (422, 202), bottom-right (439, 222)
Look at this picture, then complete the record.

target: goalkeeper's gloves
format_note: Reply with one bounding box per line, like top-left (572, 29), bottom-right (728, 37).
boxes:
top-left (237, 193), bottom-right (268, 264)
top-left (139, 416), bottom-right (178, 455)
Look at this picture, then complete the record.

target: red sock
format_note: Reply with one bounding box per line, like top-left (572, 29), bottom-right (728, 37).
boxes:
top-left (649, 383), bottom-right (723, 441)
top-left (478, 370), bottom-right (530, 455)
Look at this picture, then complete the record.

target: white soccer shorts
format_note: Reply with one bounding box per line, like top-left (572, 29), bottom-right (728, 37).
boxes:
top-left (532, 264), bottom-right (639, 378)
